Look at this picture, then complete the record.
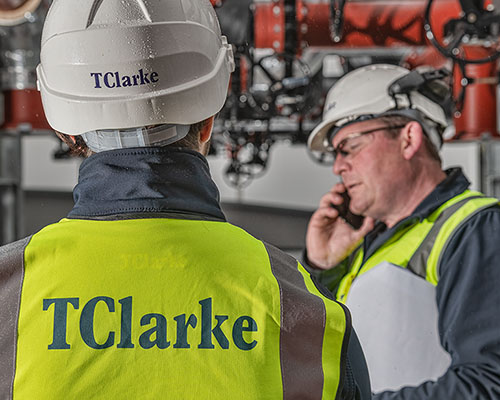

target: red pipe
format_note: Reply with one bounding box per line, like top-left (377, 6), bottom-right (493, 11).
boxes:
top-left (0, 0), bottom-right (26, 11)
top-left (254, 0), bottom-right (461, 51)
top-left (403, 47), bottom-right (448, 70)
top-left (453, 46), bottom-right (499, 139)
top-left (1, 90), bottom-right (51, 130)
top-left (252, 0), bottom-right (497, 140)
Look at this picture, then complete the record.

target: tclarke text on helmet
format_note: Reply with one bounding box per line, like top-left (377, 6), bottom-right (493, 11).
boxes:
top-left (43, 296), bottom-right (258, 351)
top-left (90, 69), bottom-right (159, 89)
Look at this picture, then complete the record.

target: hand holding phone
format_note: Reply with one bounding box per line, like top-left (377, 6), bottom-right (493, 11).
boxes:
top-left (330, 191), bottom-right (365, 230)
top-left (306, 186), bottom-right (373, 269)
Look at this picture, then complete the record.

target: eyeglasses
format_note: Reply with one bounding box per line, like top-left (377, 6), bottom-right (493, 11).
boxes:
top-left (330, 125), bottom-right (407, 161)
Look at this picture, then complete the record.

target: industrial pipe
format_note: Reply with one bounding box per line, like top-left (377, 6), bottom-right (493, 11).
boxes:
top-left (253, 0), bottom-right (462, 51)
top-left (453, 46), bottom-right (499, 139)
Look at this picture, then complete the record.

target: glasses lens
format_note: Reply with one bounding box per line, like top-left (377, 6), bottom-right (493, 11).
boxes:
top-left (333, 132), bottom-right (371, 160)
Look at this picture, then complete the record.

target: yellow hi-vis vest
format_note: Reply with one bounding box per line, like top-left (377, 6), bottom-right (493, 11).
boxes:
top-left (13, 217), bottom-right (349, 399)
top-left (336, 190), bottom-right (499, 301)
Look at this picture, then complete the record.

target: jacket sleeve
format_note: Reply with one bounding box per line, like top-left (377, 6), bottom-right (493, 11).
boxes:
top-left (266, 243), bottom-right (371, 399)
top-left (374, 207), bottom-right (500, 400)
top-left (0, 236), bottom-right (31, 398)
top-left (301, 248), bottom-right (350, 293)
top-left (346, 329), bottom-right (372, 400)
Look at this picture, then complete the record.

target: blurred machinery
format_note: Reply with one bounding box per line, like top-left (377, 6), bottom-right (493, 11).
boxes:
top-left (212, 0), bottom-right (500, 187)
top-left (2, 0), bottom-right (500, 244)
top-left (0, 0), bottom-right (50, 243)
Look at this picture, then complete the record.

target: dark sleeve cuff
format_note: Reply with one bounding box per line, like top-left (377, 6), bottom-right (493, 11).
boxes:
top-left (300, 248), bottom-right (326, 276)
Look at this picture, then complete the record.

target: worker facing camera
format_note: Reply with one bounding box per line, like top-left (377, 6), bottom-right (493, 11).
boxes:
top-left (0, 0), bottom-right (371, 399)
top-left (305, 63), bottom-right (500, 399)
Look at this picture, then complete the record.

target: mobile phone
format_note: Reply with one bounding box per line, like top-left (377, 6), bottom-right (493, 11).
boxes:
top-left (330, 191), bottom-right (365, 229)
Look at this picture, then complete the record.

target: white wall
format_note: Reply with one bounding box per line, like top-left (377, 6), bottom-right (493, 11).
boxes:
top-left (22, 134), bottom-right (81, 191)
top-left (21, 134), bottom-right (485, 209)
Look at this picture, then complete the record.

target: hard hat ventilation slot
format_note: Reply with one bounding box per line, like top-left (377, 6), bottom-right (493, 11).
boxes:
top-left (86, 0), bottom-right (105, 28)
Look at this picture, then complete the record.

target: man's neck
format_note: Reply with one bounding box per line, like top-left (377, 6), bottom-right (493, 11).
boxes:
top-left (382, 166), bottom-right (447, 228)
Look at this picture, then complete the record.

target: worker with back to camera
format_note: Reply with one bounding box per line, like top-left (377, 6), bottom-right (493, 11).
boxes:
top-left (304, 63), bottom-right (500, 399)
top-left (0, 1), bottom-right (371, 398)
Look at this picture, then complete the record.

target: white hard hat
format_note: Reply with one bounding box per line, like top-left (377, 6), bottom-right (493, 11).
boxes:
top-left (36, 0), bottom-right (235, 146)
top-left (308, 64), bottom-right (448, 153)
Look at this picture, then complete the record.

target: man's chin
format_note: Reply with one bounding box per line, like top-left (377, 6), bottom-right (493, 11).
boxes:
top-left (349, 196), bottom-right (371, 216)
top-left (348, 186), bottom-right (368, 214)
top-left (349, 202), bottom-right (364, 216)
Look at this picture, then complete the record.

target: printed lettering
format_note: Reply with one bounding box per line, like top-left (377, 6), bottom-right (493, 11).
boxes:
top-left (139, 313), bottom-right (170, 349)
top-left (43, 297), bottom-right (79, 350)
top-left (173, 314), bottom-right (197, 348)
top-left (91, 69), bottom-right (159, 89)
top-left (44, 296), bottom-right (259, 351)
top-left (117, 296), bottom-right (134, 348)
top-left (199, 297), bottom-right (229, 349)
top-left (232, 316), bottom-right (258, 350)
top-left (80, 296), bottom-right (115, 349)
top-left (114, 71), bottom-right (122, 88)
top-left (103, 72), bottom-right (116, 88)
top-left (122, 75), bottom-right (132, 87)
top-left (139, 69), bottom-right (150, 85)
top-left (90, 72), bottom-right (103, 89)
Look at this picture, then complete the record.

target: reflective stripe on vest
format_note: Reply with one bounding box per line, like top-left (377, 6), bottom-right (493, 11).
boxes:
top-left (13, 218), bottom-right (349, 399)
top-left (337, 190), bottom-right (499, 301)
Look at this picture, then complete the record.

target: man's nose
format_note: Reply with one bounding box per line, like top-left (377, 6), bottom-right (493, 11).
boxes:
top-left (333, 154), bottom-right (348, 175)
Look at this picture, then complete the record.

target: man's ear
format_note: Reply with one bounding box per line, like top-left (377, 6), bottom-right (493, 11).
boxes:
top-left (199, 116), bottom-right (215, 144)
top-left (401, 121), bottom-right (424, 160)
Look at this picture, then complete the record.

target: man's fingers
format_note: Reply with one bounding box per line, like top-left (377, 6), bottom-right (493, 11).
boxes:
top-left (332, 182), bottom-right (346, 193)
top-left (319, 187), bottom-right (347, 208)
top-left (319, 192), bottom-right (336, 208)
top-left (311, 205), bottom-right (339, 224)
top-left (352, 216), bottom-right (375, 239)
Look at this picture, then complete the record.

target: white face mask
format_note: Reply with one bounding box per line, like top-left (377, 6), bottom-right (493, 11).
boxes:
top-left (81, 124), bottom-right (190, 153)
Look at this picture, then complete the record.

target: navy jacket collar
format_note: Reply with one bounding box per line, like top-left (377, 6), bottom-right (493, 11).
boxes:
top-left (69, 147), bottom-right (225, 221)
top-left (410, 167), bottom-right (470, 220)
top-left (363, 167), bottom-right (470, 260)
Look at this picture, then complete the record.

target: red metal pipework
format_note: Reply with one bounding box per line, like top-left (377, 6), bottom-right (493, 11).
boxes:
top-left (0, 0), bottom-right (41, 22)
top-left (402, 47), bottom-right (449, 70)
top-left (453, 46), bottom-right (499, 139)
top-left (252, 0), bottom-right (497, 139)
top-left (254, 0), bottom-right (461, 51)
top-left (0, 0), bottom-right (26, 11)
top-left (1, 90), bottom-right (51, 131)
top-left (2, 0), bottom-right (495, 138)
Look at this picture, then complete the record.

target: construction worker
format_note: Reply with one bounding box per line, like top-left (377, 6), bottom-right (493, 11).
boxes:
top-left (305, 63), bottom-right (500, 399)
top-left (0, 1), bottom-right (371, 399)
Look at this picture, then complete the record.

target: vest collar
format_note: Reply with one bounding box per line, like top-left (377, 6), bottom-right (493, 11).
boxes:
top-left (363, 167), bottom-right (469, 260)
top-left (69, 147), bottom-right (225, 221)
top-left (411, 167), bottom-right (470, 220)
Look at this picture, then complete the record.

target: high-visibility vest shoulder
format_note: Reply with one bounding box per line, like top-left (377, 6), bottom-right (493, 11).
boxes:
top-left (5, 217), bottom-right (351, 399)
top-left (337, 190), bottom-right (499, 301)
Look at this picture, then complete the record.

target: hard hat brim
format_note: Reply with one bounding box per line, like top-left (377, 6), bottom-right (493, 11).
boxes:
top-left (307, 118), bottom-right (338, 153)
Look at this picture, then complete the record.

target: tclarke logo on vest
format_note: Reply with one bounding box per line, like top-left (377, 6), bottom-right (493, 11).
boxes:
top-left (43, 296), bottom-right (258, 351)
top-left (90, 69), bottom-right (159, 89)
